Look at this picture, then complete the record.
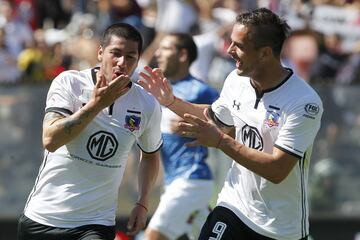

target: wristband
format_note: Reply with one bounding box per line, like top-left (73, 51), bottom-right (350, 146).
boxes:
top-left (165, 96), bottom-right (177, 108)
top-left (136, 202), bottom-right (148, 212)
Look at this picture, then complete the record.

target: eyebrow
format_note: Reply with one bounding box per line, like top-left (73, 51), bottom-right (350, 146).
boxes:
top-left (110, 48), bottom-right (138, 54)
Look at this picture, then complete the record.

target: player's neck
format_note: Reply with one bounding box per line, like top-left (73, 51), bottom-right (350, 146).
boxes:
top-left (251, 63), bottom-right (289, 92)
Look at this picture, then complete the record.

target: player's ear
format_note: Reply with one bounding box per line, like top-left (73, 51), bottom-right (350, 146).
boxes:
top-left (259, 46), bottom-right (272, 61)
top-left (98, 45), bottom-right (103, 62)
top-left (179, 49), bottom-right (188, 63)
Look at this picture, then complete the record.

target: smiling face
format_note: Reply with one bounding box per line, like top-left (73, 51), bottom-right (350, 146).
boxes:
top-left (97, 35), bottom-right (140, 82)
top-left (227, 24), bottom-right (263, 77)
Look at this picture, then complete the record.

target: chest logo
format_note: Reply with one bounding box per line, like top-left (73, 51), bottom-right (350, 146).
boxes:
top-left (241, 125), bottom-right (263, 150)
top-left (87, 131), bottom-right (118, 161)
top-left (264, 110), bottom-right (280, 128)
top-left (124, 115), bottom-right (141, 132)
top-left (304, 103), bottom-right (319, 116)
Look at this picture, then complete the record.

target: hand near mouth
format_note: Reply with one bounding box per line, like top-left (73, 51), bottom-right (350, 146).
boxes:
top-left (112, 70), bottom-right (126, 80)
top-left (91, 68), bottom-right (131, 110)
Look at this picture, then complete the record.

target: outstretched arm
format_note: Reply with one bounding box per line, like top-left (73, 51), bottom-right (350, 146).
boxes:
top-left (138, 66), bottom-right (209, 120)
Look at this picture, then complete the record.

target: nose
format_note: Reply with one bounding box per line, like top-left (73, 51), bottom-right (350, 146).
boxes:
top-left (117, 56), bottom-right (126, 67)
top-left (227, 42), bottom-right (235, 55)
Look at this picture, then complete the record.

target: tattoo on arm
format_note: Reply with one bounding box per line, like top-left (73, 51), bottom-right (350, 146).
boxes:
top-left (44, 112), bottom-right (78, 135)
top-left (63, 119), bottom-right (82, 134)
top-left (63, 108), bottom-right (96, 135)
top-left (44, 112), bottom-right (65, 125)
top-left (44, 108), bottom-right (96, 135)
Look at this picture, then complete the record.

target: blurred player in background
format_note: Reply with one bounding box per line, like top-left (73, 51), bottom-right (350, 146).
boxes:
top-left (139, 8), bottom-right (323, 240)
top-left (17, 23), bottom-right (162, 240)
top-left (144, 33), bottom-right (219, 240)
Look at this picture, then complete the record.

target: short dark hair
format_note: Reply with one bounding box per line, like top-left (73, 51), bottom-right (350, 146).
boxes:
top-left (168, 33), bottom-right (198, 65)
top-left (101, 23), bottom-right (143, 54)
top-left (236, 8), bottom-right (290, 57)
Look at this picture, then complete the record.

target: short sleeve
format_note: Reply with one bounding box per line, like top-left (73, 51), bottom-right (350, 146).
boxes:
top-left (211, 75), bottom-right (234, 127)
top-left (45, 72), bottom-right (75, 116)
top-left (137, 101), bottom-right (163, 153)
top-left (275, 100), bottom-right (323, 158)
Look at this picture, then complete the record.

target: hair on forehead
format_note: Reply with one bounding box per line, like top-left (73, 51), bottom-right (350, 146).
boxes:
top-left (235, 8), bottom-right (291, 57)
top-left (101, 23), bottom-right (143, 54)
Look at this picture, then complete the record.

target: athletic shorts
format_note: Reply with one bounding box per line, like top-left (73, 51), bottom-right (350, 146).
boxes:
top-left (148, 178), bottom-right (214, 240)
top-left (17, 214), bottom-right (115, 240)
top-left (198, 206), bottom-right (308, 240)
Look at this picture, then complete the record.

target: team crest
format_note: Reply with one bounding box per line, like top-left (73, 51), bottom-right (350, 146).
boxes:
top-left (124, 115), bottom-right (141, 132)
top-left (264, 110), bottom-right (280, 128)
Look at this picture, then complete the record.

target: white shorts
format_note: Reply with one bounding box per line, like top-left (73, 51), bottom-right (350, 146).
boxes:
top-left (148, 178), bottom-right (214, 240)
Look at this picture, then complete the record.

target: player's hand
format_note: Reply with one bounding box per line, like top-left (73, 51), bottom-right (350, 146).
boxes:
top-left (178, 108), bottom-right (224, 148)
top-left (92, 68), bottom-right (131, 110)
top-left (169, 116), bottom-right (184, 134)
top-left (138, 66), bottom-right (175, 106)
top-left (126, 203), bottom-right (148, 236)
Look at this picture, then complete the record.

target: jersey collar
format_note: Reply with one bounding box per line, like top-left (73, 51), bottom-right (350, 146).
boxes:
top-left (250, 68), bottom-right (293, 93)
top-left (250, 68), bottom-right (293, 109)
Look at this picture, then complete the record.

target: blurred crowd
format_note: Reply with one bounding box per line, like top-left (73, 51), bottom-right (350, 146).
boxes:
top-left (1, 0), bottom-right (360, 85)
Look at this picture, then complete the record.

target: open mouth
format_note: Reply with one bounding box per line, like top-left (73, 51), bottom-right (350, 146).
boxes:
top-left (229, 54), bottom-right (242, 69)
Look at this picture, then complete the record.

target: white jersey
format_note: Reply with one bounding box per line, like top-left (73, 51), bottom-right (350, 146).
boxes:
top-left (24, 68), bottom-right (163, 228)
top-left (212, 69), bottom-right (323, 240)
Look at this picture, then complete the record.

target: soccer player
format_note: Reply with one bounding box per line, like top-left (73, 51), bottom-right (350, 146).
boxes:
top-left (17, 23), bottom-right (162, 240)
top-left (144, 33), bottom-right (219, 240)
top-left (139, 8), bottom-right (323, 240)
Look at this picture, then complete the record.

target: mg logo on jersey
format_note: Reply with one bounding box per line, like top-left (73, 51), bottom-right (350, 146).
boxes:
top-left (87, 131), bottom-right (118, 161)
top-left (241, 125), bottom-right (263, 150)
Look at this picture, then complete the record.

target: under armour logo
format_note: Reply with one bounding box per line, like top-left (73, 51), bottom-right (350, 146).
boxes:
top-left (233, 100), bottom-right (241, 110)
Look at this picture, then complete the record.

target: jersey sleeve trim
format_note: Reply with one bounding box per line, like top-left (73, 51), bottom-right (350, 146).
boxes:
top-left (137, 142), bottom-right (163, 154)
top-left (274, 144), bottom-right (302, 159)
top-left (215, 114), bottom-right (234, 127)
top-left (45, 107), bottom-right (73, 116)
